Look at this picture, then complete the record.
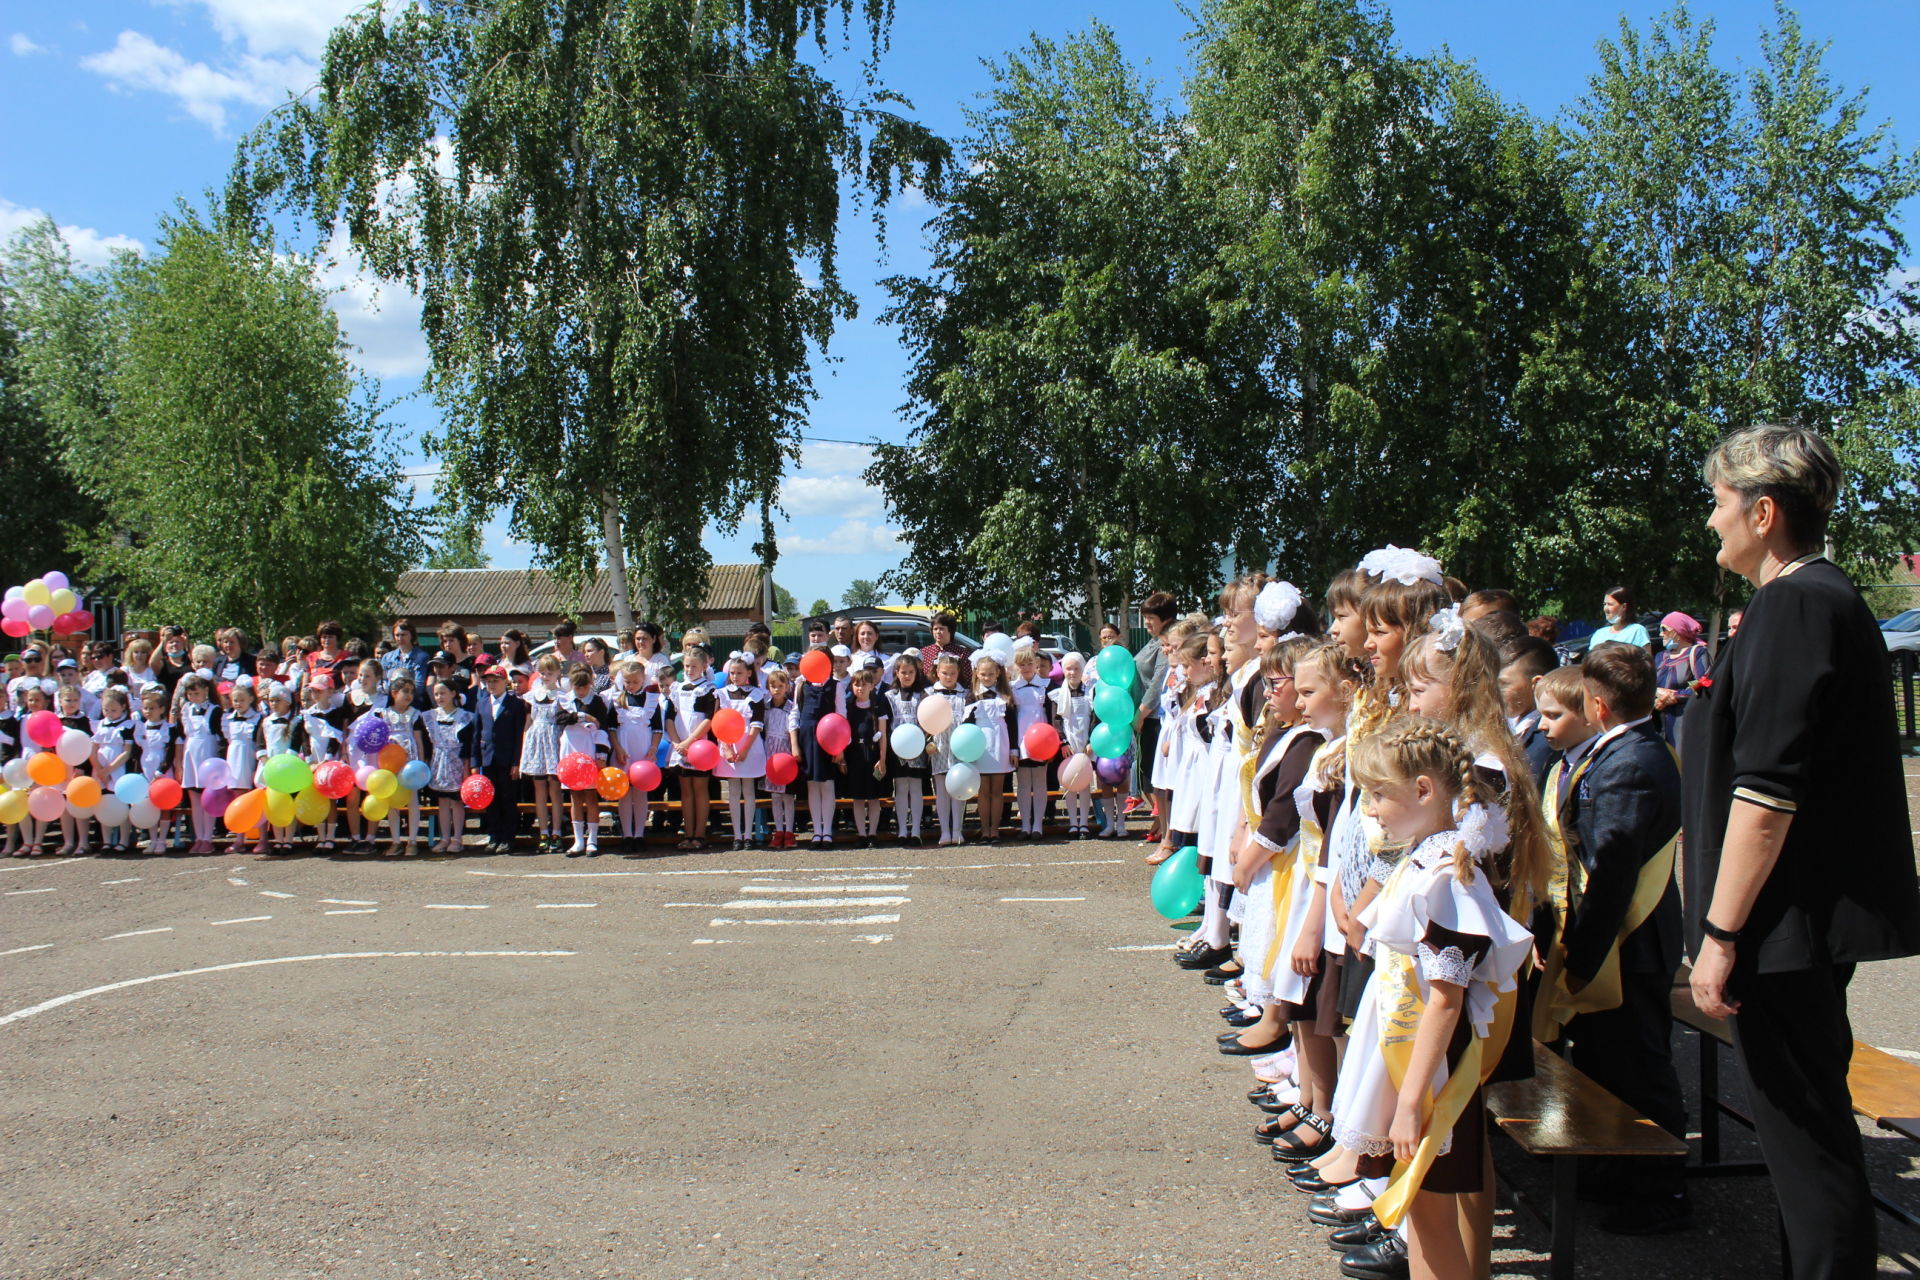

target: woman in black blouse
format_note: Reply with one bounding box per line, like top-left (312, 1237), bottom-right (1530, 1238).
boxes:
top-left (1680, 423), bottom-right (1920, 1280)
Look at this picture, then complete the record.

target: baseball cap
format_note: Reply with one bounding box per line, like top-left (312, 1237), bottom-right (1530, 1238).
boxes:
top-left (829, 644), bottom-right (851, 658)
top-left (56, 657), bottom-right (78, 670)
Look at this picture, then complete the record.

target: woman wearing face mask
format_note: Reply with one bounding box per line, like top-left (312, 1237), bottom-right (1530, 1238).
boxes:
top-left (1588, 586), bottom-right (1652, 652)
top-left (1651, 612), bottom-right (1710, 746)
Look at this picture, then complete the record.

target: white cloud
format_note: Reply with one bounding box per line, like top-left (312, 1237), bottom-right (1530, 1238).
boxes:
top-left (161, 0), bottom-right (364, 60)
top-left (82, 29), bottom-right (308, 133)
top-left (10, 33), bottom-right (47, 56)
top-left (781, 473), bottom-right (883, 517)
top-left (0, 197), bottom-right (145, 268)
top-left (797, 440), bottom-right (876, 474)
top-left (784, 519), bottom-right (903, 555)
top-left (305, 226), bottom-right (430, 379)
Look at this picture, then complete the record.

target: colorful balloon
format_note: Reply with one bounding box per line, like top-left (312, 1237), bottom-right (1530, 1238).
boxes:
top-left (1090, 721), bottom-right (1130, 759)
top-left (26, 752), bottom-right (67, 788)
top-left (814, 713), bottom-right (852, 754)
top-left (1093, 684), bottom-right (1133, 727)
top-left (397, 760), bottom-right (432, 791)
top-left (28, 786), bottom-right (67, 821)
top-left (1095, 644), bottom-right (1136, 687)
top-left (352, 715), bottom-right (391, 753)
top-left (596, 766), bottom-right (630, 800)
top-left (915, 695), bottom-right (954, 736)
top-left (147, 776), bottom-right (183, 810)
top-left (1, 618), bottom-right (28, 638)
top-left (1151, 846), bottom-right (1205, 919)
top-left (200, 786), bottom-right (235, 817)
top-left (459, 774), bottom-right (495, 809)
top-left (56, 728), bottom-right (93, 766)
top-left (48, 588), bottom-right (77, 614)
top-left (626, 759), bottom-right (662, 792)
top-left (313, 760), bottom-right (355, 799)
top-left (365, 769), bottom-right (398, 799)
top-left (1096, 753), bottom-right (1131, 786)
top-left (113, 773), bottom-right (150, 805)
top-left (944, 761), bottom-right (981, 800)
top-left (1021, 722), bottom-right (1060, 761)
top-left (41, 571), bottom-right (68, 591)
top-left (0, 789), bottom-right (27, 825)
top-left (65, 775), bottom-right (102, 808)
top-left (24, 710), bottom-right (61, 749)
top-left (1060, 754), bottom-right (1095, 792)
top-left (889, 723), bottom-right (927, 759)
top-left (261, 755), bottom-right (313, 794)
top-left (0, 598), bottom-right (23, 620)
top-left (294, 789), bottom-right (331, 825)
top-left (25, 604), bottom-right (53, 630)
top-left (711, 707), bottom-right (746, 745)
top-left (264, 788), bottom-right (296, 827)
top-left (223, 788), bottom-right (267, 833)
top-left (685, 739), bottom-right (721, 772)
top-left (557, 752), bottom-right (599, 790)
top-left (763, 753), bottom-right (797, 787)
top-left (948, 723), bottom-right (986, 764)
top-left (798, 649), bottom-right (831, 684)
top-left (21, 580), bottom-right (50, 607)
top-left (1, 758), bottom-right (29, 791)
top-left (195, 758), bottom-right (230, 791)
top-left (360, 793), bottom-right (390, 821)
top-left (128, 799), bottom-right (161, 828)
top-left (376, 742), bottom-right (409, 774)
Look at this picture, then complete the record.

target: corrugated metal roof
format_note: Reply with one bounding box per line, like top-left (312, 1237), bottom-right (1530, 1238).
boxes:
top-left (387, 565), bottom-right (764, 620)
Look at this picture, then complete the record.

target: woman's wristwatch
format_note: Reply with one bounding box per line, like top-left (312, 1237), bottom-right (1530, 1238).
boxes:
top-left (1701, 918), bottom-right (1744, 944)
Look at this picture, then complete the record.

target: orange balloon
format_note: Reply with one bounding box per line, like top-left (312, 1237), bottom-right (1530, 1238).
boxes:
top-left (223, 787), bottom-right (267, 834)
top-left (26, 751), bottom-right (68, 788)
top-left (595, 766), bottom-right (630, 800)
top-left (65, 775), bottom-right (102, 808)
top-left (377, 742), bottom-right (409, 773)
top-left (711, 707), bottom-right (746, 745)
top-left (798, 649), bottom-right (831, 684)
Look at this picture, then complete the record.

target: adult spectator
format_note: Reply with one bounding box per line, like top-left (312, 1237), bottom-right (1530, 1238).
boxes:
top-left (1525, 615), bottom-right (1560, 645)
top-left (497, 628), bottom-right (535, 679)
top-left (383, 618), bottom-right (432, 687)
top-left (210, 627), bottom-right (254, 686)
top-left (1132, 592), bottom-right (1176, 826)
top-left (437, 621), bottom-right (477, 674)
top-left (1681, 423), bottom-right (1920, 1280)
top-left (81, 642), bottom-right (119, 697)
top-left (1726, 608), bottom-right (1744, 639)
top-left (155, 626), bottom-right (192, 697)
top-left (549, 619), bottom-right (582, 667)
top-left (631, 621), bottom-right (671, 687)
top-left (1652, 612), bottom-right (1709, 747)
top-left (1588, 586), bottom-right (1652, 651)
top-left (1460, 587), bottom-right (1519, 622)
top-left (121, 639), bottom-right (159, 695)
top-left (8, 644), bottom-right (51, 710)
top-left (831, 615), bottom-right (855, 649)
top-left (306, 620), bottom-right (348, 687)
top-left (919, 610), bottom-right (973, 687)
top-left (580, 636), bottom-right (614, 694)
top-left (474, 661), bottom-right (527, 854)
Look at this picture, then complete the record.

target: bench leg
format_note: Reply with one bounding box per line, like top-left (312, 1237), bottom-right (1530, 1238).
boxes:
top-left (1700, 1032), bottom-right (1721, 1164)
top-left (1551, 1155), bottom-right (1576, 1280)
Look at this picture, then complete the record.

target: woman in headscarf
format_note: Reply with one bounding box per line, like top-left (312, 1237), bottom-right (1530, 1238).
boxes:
top-left (1651, 611), bottom-right (1709, 746)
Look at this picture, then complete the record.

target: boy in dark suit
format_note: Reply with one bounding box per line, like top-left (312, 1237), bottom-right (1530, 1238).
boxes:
top-left (475, 663), bottom-right (527, 853)
top-left (1559, 642), bottom-right (1689, 1234)
top-left (1498, 634), bottom-right (1559, 784)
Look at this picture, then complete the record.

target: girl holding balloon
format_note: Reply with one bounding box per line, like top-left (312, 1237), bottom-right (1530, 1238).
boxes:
top-left (664, 645), bottom-right (720, 852)
top-left (1009, 645), bottom-right (1054, 840)
top-left (713, 656), bottom-right (769, 853)
top-left (378, 676), bottom-right (429, 855)
top-left (761, 666), bottom-right (797, 849)
top-left (53, 683), bottom-right (95, 855)
top-left (221, 680), bottom-right (267, 854)
top-left (135, 686), bottom-right (178, 853)
top-left (882, 653), bottom-right (931, 844)
top-left (609, 661), bottom-right (664, 853)
top-left (424, 677), bottom-right (480, 854)
top-left (89, 688), bottom-right (135, 853)
top-left (519, 654), bottom-right (565, 853)
top-left (960, 653), bottom-right (1015, 842)
top-left (294, 683), bottom-right (343, 850)
top-left (922, 655), bottom-right (969, 847)
top-left (259, 684), bottom-right (302, 853)
top-left (1050, 652), bottom-right (1096, 837)
top-left (174, 675), bottom-right (225, 854)
top-left (794, 645), bottom-right (848, 849)
top-left (837, 663), bottom-right (887, 846)
top-left (556, 667), bottom-right (614, 856)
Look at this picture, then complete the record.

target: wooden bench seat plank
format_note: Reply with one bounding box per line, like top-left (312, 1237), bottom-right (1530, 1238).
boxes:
top-left (1487, 1045), bottom-right (1688, 1158)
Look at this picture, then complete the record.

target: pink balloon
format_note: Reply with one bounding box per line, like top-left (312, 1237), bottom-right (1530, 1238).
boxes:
top-left (815, 713), bottom-right (852, 755)
top-left (685, 739), bottom-right (721, 772)
top-left (24, 710), bottom-right (62, 748)
top-left (25, 604), bottom-right (53, 629)
top-left (1, 618), bottom-right (28, 638)
top-left (41, 571), bottom-right (68, 591)
top-left (626, 759), bottom-right (661, 792)
top-left (354, 764), bottom-right (376, 790)
top-left (27, 787), bottom-right (67, 822)
top-left (0, 598), bottom-right (24, 621)
top-left (1060, 754), bottom-right (1095, 793)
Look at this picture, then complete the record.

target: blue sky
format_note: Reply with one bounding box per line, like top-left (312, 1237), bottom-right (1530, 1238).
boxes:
top-left (4, 1), bottom-right (1915, 614)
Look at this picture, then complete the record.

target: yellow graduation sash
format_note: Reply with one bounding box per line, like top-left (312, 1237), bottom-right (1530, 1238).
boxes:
top-left (1258, 754), bottom-right (1327, 982)
top-left (1370, 858), bottom-right (1519, 1230)
top-left (1530, 740), bottom-right (1679, 1042)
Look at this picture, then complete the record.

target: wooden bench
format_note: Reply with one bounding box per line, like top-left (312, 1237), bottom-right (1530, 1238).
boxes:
top-left (1486, 1040), bottom-right (1688, 1280)
top-left (1671, 978), bottom-right (1920, 1271)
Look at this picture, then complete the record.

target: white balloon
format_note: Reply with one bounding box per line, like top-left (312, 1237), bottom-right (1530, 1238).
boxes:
top-left (128, 799), bottom-right (161, 828)
top-left (92, 794), bottom-right (129, 825)
top-left (196, 759), bottom-right (230, 791)
top-left (889, 723), bottom-right (927, 759)
top-left (945, 761), bottom-right (981, 801)
top-left (1060, 754), bottom-right (1095, 793)
top-left (1, 758), bottom-right (29, 791)
top-left (56, 728), bottom-right (94, 766)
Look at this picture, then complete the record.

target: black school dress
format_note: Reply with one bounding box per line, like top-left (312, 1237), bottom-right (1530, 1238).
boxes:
top-left (794, 677), bottom-right (844, 782)
top-left (840, 697), bottom-right (886, 800)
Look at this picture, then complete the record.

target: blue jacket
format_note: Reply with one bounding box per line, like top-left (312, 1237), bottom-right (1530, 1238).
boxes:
top-left (1561, 719), bottom-right (1683, 981)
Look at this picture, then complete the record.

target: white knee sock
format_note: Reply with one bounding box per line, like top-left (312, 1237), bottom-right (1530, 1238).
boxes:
top-left (808, 782), bottom-right (833, 836)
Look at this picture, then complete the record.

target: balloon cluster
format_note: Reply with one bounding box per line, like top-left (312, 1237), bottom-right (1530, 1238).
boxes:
top-left (0, 571), bottom-right (94, 640)
top-left (1089, 644), bottom-right (1136, 759)
top-left (0, 711), bottom-right (157, 828)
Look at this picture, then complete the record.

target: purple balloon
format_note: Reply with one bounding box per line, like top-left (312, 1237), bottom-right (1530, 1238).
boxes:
top-left (352, 715), bottom-right (391, 752)
top-left (42, 571), bottom-right (69, 591)
top-left (200, 786), bottom-right (235, 816)
top-left (1095, 754), bottom-right (1131, 786)
top-left (26, 604), bottom-right (54, 629)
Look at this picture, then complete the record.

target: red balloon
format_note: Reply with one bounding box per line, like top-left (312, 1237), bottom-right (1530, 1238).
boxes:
top-left (313, 760), bottom-right (355, 799)
top-left (765, 752), bottom-right (799, 786)
top-left (460, 774), bottom-right (495, 810)
top-left (711, 707), bottom-right (746, 745)
top-left (147, 776), bottom-right (183, 810)
top-left (684, 739), bottom-right (720, 772)
top-left (1022, 722), bottom-right (1062, 762)
top-left (557, 752), bottom-right (599, 790)
top-left (68, 609), bottom-right (93, 631)
top-left (798, 649), bottom-right (831, 684)
top-left (814, 712), bottom-right (851, 755)
top-left (627, 759), bottom-right (662, 792)
top-left (0, 618), bottom-right (28, 638)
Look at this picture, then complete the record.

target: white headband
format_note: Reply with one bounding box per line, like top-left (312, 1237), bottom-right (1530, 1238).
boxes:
top-left (1358, 544), bottom-right (1445, 587)
top-left (1254, 580), bottom-right (1303, 633)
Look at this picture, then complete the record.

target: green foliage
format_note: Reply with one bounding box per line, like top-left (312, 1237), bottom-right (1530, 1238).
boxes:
top-left (807, 597), bottom-right (833, 619)
top-left (771, 581), bottom-right (798, 618)
top-left (841, 577), bottom-right (884, 608)
top-left (420, 505), bottom-right (489, 570)
top-left (235, 0), bottom-right (947, 621)
top-left (0, 262), bottom-right (104, 588)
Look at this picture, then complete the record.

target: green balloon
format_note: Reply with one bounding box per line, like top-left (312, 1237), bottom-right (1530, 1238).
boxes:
top-left (261, 754), bottom-right (313, 794)
top-left (1095, 644), bottom-right (1135, 687)
top-left (948, 723), bottom-right (987, 764)
top-left (1150, 846), bottom-right (1204, 919)
top-left (1090, 721), bottom-right (1131, 759)
top-left (1093, 683), bottom-right (1133, 727)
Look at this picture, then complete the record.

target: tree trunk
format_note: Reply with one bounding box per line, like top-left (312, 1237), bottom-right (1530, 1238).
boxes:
top-left (599, 486), bottom-right (635, 634)
top-left (1084, 540), bottom-right (1104, 641)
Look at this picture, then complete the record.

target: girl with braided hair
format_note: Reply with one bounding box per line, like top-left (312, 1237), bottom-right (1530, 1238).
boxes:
top-left (1329, 716), bottom-right (1534, 1280)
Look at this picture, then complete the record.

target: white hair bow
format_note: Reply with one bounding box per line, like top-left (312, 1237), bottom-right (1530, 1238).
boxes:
top-left (1254, 580), bottom-right (1303, 633)
top-left (1357, 544), bottom-right (1445, 587)
top-left (1455, 801), bottom-right (1510, 860)
top-left (1429, 605), bottom-right (1466, 652)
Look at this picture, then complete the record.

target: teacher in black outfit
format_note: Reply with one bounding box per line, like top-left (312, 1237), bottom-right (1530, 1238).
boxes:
top-left (1681, 423), bottom-right (1920, 1280)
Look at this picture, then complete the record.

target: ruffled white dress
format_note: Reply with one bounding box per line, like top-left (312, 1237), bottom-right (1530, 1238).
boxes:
top-left (1269, 737), bottom-right (1339, 1010)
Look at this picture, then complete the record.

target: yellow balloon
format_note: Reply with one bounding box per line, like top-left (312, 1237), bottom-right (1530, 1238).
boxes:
top-left (48, 588), bottom-right (77, 614)
top-left (0, 789), bottom-right (27, 825)
top-left (366, 768), bottom-right (398, 799)
top-left (294, 789), bottom-right (330, 825)
top-left (22, 581), bottom-right (50, 607)
top-left (393, 787), bottom-right (414, 808)
top-left (359, 793), bottom-right (390, 821)
top-left (264, 788), bottom-right (295, 827)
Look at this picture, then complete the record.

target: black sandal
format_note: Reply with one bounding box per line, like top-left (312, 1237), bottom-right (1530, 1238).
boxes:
top-left (1272, 1112), bottom-right (1334, 1157)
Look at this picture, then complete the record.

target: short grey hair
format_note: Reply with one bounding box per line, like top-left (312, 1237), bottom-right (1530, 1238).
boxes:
top-left (1703, 423), bottom-right (1839, 545)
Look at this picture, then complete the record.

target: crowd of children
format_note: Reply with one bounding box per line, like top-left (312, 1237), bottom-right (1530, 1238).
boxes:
top-left (1147, 550), bottom-right (1690, 1280)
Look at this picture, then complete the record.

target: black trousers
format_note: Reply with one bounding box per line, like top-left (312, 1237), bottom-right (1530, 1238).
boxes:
top-left (1137, 716), bottom-right (1160, 794)
top-left (1729, 962), bottom-right (1874, 1280)
top-left (480, 760), bottom-right (522, 845)
top-left (1565, 965), bottom-right (1688, 1197)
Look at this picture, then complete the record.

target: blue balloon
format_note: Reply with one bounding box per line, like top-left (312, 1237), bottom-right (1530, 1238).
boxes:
top-left (398, 760), bottom-right (432, 791)
top-left (113, 773), bottom-right (150, 805)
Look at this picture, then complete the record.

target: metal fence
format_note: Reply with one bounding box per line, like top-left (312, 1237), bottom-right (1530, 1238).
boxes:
top-left (1896, 651), bottom-right (1917, 742)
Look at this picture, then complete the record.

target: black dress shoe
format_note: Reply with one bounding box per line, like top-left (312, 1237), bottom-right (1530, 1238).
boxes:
top-left (1254, 1094), bottom-right (1299, 1116)
top-left (1310, 1195), bottom-right (1378, 1228)
top-left (1246, 1084), bottom-right (1278, 1105)
top-left (1218, 1035), bottom-right (1288, 1056)
top-left (1340, 1232), bottom-right (1408, 1280)
top-left (1600, 1193), bottom-right (1694, 1236)
top-left (1176, 944), bottom-right (1234, 970)
top-left (1222, 1007), bottom-right (1263, 1027)
top-left (1291, 1167), bottom-right (1352, 1194)
top-left (1330, 1216), bottom-right (1384, 1251)
top-left (1203, 963), bottom-right (1243, 985)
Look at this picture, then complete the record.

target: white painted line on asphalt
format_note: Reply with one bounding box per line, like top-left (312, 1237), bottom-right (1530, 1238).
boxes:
top-left (737, 886), bottom-right (910, 898)
top-left (173, 867), bottom-right (220, 875)
top-left (422, 904), bottom-right (488, 910)
top-left (0, 950), bottom-right (579, 1027)
top-left (850, 934), bottom-right (893, 944)
top-left (721, 896), bottom-right (908, 909)
top-left (324, 908), bottom-right (377, 915)
top-left (5, 886), bottom-right (57, 895)
top-left (466, 857), bottom-right (1125, 880)
top-left (1108, 943), bottom-right (1180, 952)
top-left (226, 877), bottom-right (250, 886)
top-left (2, 857), bottom-right (82, 872)
top-left (106, 927), bottom-right (173, 939)
top-left (690, 939), bottom-right (736, 945)
top-left (707, 914), bottom-right (901, 927)
top-left (211, 915), bottom-right (272, 926)
top-left (259, 890), bottom-right (295, 899)
top-left (662, 902), bottom-right (725, 909)
top-left (805, 872), bottom-right (923, 882)
top-left (101, 877), bottom-right (142, 885)
top-left (534, 903), bottom-right (598, 909)
top-left (1000, 896), bottom-right (1085, 903)
top-left (319, 899), bottom-right (377, 906)
top-left (0, 943), bottom-right (53, 956)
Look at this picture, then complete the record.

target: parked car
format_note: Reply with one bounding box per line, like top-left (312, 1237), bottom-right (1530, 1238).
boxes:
top-left (528, 635), bottom-right (619, 662)
top-left (1882, 609), bottom-right (1920, 655)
